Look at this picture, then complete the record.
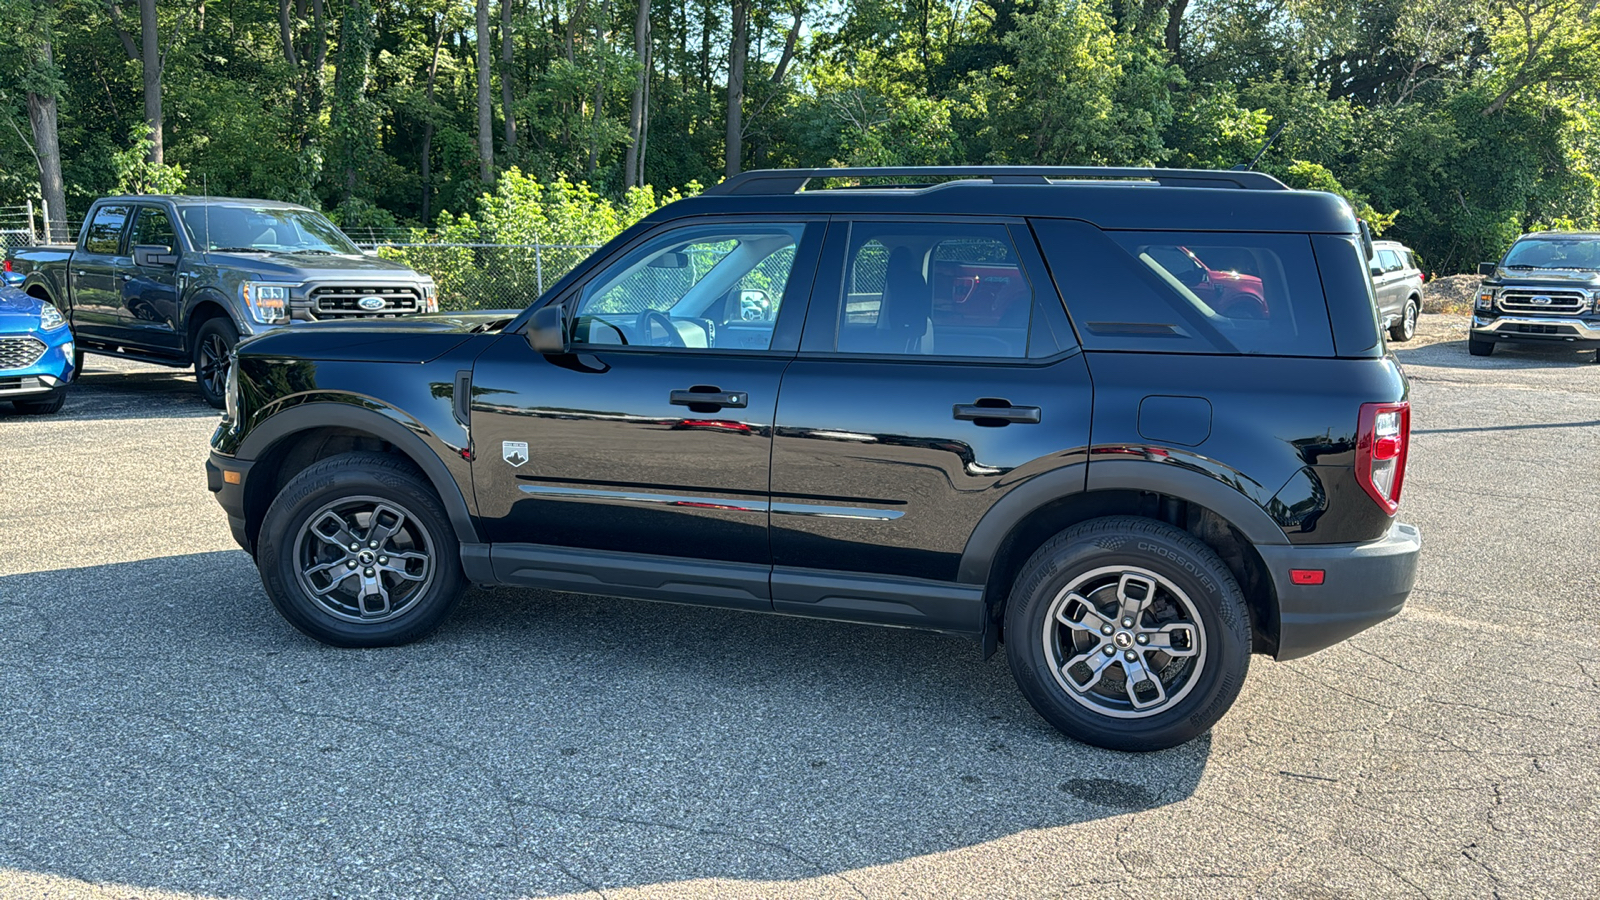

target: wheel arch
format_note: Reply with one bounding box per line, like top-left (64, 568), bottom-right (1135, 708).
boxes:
top-left (184, 291), bottom-right (241, 352)
top-left (236, 403), bottom-right (480, 554)
top-left (962, 462), bottom-right (1286, 658)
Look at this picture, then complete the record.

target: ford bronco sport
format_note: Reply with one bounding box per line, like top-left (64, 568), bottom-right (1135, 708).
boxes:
top-left (207, 166), bottom-right (1421, 751)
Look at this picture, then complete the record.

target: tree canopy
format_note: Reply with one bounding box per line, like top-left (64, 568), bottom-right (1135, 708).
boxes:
top-left (3, 0), bottom-right (1597, 271)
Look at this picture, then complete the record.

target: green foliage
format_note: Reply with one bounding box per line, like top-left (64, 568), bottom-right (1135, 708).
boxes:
top-left (0, 0), bottom-right (1597, 277)
top-left (112, 126), bottom-right (187, 195)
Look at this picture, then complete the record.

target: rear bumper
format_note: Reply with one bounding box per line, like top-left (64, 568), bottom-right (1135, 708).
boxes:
top-left (1472, 315), bottom-right (1600, 344)
top-left (1260, 522), bottom-right (1421, 661)
top-left (206, 453), bottom-right (254, 553)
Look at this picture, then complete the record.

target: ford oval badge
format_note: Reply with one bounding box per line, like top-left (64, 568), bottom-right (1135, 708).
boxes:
top-left (357, 296), bottom-right (387, 311)
top-left (1530, 295), bottom-right (1552, 305)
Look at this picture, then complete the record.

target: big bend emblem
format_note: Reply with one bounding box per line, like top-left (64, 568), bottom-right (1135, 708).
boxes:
top-left (502, 441), bottom-right (528, 467)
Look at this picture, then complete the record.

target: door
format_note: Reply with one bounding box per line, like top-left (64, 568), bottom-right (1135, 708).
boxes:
top-left (470, 218), bottom-right (823, 611)
top-left (70, 204), bottom-right (133, 339)
top-left (769, 218), bottom-right (1093, 632)
top-left (122, 204), bottom-right (183, 351)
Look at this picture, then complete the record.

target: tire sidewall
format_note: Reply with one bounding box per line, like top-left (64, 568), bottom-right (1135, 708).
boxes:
top-left (1005, 519), bottom-right (1250, 751)
top-left (258, 456), bottom-right (464, 647)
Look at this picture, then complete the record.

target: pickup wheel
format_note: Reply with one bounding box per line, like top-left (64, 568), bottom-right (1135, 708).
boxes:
top-left (257, 451), bottom-right (466, 647)
top-left (193, 318), bottom-right (238, 409)
top-left (1467, 336), bottom-right (1494, 357)
top-left (1004, 517), bottom-right (1250, 752)
top-left (1389, 298), bottom-right (1418, 342)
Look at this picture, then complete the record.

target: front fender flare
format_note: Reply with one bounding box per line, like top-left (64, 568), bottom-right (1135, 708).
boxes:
top-left (236, 401), bottom-right (480, 545)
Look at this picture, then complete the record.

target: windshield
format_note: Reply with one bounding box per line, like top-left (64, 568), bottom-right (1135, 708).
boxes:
top-left (1501, 237), bottom-right (1600, 271)
top-left (178, 205), bottom-right (362, 255)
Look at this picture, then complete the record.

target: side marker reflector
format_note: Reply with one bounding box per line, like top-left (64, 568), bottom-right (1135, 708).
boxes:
top-left (223, 470), bottom-right (242, 485)
top-left (1290, 569), bottom-right (1325, 586)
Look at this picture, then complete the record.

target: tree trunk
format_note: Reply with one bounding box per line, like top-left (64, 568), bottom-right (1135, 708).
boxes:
top-left (421, 15), bottom-right (446, 223)
top-left (26, 41), bottom-right (69, 243)
top-left (1165, 0), bottom-right (1188, 61)
top-left (500, 0), bottom-right (517, 153)
top-left (625, 0), bottom-right (649, 187)
top-left (586, 0), bottom-right (611, 174)
top-left (475, 0), bottom-right (494, 183)
top-left (725, 0), bottom-right (747, 178)
top-left (139, 0), bottom-right (163, 163)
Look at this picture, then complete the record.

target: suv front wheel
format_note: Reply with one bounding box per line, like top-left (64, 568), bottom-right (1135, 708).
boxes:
top-left (1004, 517), bottom-right (1250, 752)
top-left (257, 451), bottom-right (467, 647)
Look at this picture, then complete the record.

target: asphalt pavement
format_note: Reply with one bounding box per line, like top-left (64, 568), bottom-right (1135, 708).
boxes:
top-left (1, 321), bottom-right (1596, 899)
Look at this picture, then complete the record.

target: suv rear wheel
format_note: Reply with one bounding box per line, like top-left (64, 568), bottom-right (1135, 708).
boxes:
top-left (1004, 517), bottom-right (1250, 752)
top-left (1389, 298), bottom-right (1418, 342)
top-left (257, 451), bottom-right (466, 647)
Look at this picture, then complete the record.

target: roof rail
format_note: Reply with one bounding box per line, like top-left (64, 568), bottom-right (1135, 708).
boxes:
top-left (704, 166), bottom-right (1291, 196)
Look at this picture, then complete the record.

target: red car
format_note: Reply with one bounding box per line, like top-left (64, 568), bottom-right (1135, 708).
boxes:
top-left (1143, 245), bottom-right (1267, 318)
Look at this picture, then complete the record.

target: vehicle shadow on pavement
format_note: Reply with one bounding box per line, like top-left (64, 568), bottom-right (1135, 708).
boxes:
top-left (0, 363), bottom-right (220, 422)
top-left (0, 550), bottom-right (1209, 899)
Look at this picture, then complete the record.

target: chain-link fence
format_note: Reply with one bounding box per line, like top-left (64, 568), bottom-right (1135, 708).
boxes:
top-left (360, 242), bottom-right (602, 312)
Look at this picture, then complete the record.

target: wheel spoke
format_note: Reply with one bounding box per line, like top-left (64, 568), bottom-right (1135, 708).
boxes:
top-left (1062, 649), bottom-right (1119, 693)
top-left (1056, 592), bottom-right (1116, 634)
top-left (380, 550), bottom-right (430, 582)
top-left (357, 573), bottom-right (392, 618)
top-left (309, 511), bottom-right (360, 552)
top-left (1121, 653), bottom-right (1167, 710)
top-left (309, 566), bottom-right (358, 596)
top-left (1143, 623), bottom-right (1200, 657)
top-left (364, 503), bottom-right (409, 548)
top-left (1116, 572), bottom-right (1156, 623)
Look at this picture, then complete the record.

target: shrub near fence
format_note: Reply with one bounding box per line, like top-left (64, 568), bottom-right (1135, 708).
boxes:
top-left (371, 242), bottom-right (600, 312)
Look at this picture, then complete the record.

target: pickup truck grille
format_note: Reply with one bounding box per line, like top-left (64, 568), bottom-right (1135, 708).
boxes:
top-left (309, 286), bottom-right (421, 318)
top-left (0, 337), bottom-right (46, 371)
top-left (1499, 288), bottom-right (1588, 314)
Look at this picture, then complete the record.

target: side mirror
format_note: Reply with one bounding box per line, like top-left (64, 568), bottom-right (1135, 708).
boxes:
top-left (133, 244), bottom-right (179, 268)
top-left (1477, 262), bottom-right (1497, 276)
top-left (526, 303), bottom-right (569, 355)
top-left (2, 270), bottom-right (23, 288)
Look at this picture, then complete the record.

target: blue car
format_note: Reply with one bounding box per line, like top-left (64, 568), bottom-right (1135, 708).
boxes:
top-left (0, 282), bottom-right (76, 414)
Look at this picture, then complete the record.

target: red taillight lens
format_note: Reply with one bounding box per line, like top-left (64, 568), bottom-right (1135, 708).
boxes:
top-left (1356, 401), bottom-right (1410, 515)
top-left (3, 259), bottom-right (11, 272)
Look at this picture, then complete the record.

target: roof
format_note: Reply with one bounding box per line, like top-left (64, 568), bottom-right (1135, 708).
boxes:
top-left (1517, 231), bottom-right (1600, 240)
top-left (651, 167), bottom-right (1361, 234)
top-left (99, 195), bottom-right (314, 212)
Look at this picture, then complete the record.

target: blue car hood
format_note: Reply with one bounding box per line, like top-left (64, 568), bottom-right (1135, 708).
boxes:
top-left (0, 286), bottom-right (48, 333)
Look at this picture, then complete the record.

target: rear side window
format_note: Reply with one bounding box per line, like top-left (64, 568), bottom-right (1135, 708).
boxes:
top-left (82, 205), bottom-right (132, 255)
top-left (836, 222), bottom-right (1033, 359)
top-left (1030, 219), bottom-right (1334, 357)
top-left (1378, 248), bottom-right (1402, 272)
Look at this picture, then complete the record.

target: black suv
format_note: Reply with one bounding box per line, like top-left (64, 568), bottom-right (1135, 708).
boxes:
top-left (207, 167), bottom-right (1421, 751)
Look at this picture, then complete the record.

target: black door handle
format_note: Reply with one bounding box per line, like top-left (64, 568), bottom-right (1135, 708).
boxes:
top-left (671, 388), bottom-right (747, 409)
top-left (954, 401), bottom-right (1041, 425)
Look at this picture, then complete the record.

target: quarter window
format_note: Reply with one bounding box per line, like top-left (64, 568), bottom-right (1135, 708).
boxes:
top-left (571, 223), bottom-right (803, 352)
top-left (83, 205), bottom-right (132, 255)
top-left (836, 222), bottom-right (1032, 359)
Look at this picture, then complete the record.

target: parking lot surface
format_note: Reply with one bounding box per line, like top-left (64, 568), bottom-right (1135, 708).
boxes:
top-left (2, 320), bottom-right (1597, 899)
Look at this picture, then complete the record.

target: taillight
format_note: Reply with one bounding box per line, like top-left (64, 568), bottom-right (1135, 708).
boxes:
top-left (1356, 401), bottom-right (1410, 515)
top-left (3, 259), bottom-right (11, 272)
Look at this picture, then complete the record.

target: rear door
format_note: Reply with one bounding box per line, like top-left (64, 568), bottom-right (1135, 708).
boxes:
top-left (70, 203), bottom-right (134, 340)
top-left (768, 217), bottom-right (1092, 633)
top-left (1373, 247), bottom-right (1405, 319)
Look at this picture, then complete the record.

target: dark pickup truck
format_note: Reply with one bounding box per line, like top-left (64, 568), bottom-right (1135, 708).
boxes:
top-left (5, 196), bottom-right (439, 406)
top-left (1470, 231), bottom-right (1600, 359)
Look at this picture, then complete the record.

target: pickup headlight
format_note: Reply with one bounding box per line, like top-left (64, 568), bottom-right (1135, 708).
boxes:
top-left (242, 282), bottom-right (295, 324)
top-left (1475, 289), bottom-right (1495, 312)
top-left (421, 280), bottom-right (439, 314)
top-left (39, 302), bottom-right (66, 331)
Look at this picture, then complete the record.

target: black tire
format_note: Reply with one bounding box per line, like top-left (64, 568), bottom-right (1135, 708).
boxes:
top-left (73, 346), bottom-right (85, 374)
top-left (193, 317), bottom-right (238, 409)
top-left (1389, 298), bottom-right (1418, 342)
top-left (1467, 336), bottom-right (1494, 357)
top-left (1004, 517), bottom-right (1251, 752)
top-left (13, 391), bottom-right (66, 415)
top-left (257, 451), bottom-right (466, 647)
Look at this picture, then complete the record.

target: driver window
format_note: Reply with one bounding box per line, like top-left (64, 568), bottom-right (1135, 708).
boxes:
top-left (132, 207), bottom-right (177, 250)
top-left (572, 224), bottom-right (803, 351)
